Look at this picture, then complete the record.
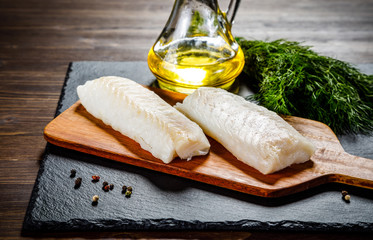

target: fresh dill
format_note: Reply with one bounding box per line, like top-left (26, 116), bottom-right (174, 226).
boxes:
top-left (236, 38), bottom-right (373, 135)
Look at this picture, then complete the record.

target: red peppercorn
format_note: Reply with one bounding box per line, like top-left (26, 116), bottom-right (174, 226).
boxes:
top-left (92, 175), bottom-right (100, 182)
top-left (103, 185), bottom-right (110, 192)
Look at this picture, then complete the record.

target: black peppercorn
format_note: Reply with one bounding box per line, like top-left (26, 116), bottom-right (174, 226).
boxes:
top-left (102, 181), bottom-right (108, 187)
top-left (74, 177), bottom-right (82, 189)
top-left (122, 185), bottom-right (127, 193)
top-left (109, 184), bottom-right (114, 190)
top-left (70, 169), bottom-right (76, 178)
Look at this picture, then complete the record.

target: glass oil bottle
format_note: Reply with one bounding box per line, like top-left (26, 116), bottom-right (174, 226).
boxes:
top-left (148, 0), bottom-right (244, 94)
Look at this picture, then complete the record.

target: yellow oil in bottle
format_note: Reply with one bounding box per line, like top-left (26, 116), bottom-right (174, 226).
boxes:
top-left (148, 42), bottom-right (245, 94)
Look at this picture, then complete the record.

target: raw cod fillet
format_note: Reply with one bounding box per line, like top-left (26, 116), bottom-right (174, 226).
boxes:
top-left (77, 76), bottom-right (210, 163)
top-left (175, 87), bottom-right (316, 174)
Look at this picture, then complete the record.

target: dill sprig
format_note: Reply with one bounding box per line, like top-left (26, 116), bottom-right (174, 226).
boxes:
top-left (236, 38), bottom-right (373, 135)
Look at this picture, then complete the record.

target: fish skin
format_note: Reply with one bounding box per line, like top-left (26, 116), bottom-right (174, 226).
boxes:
top-left (175, 87), bottom-right (316, 174)
top-left (77, 76), bottom-right (210, 163)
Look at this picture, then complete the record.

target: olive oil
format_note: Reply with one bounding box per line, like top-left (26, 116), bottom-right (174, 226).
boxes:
top-left (148, 40), bottom-right (245, 94)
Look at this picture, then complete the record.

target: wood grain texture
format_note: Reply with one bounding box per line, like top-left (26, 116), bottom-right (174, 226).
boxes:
top-left (1, 0), bottom-right (372, 239)
top-left (43, 87), bottom-right (373, 198)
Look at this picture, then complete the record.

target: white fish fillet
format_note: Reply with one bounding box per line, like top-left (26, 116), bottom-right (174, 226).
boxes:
top-left (77, 76), bottom-right (210, 163)
top-left (175, 87), bottom-right (316, 174)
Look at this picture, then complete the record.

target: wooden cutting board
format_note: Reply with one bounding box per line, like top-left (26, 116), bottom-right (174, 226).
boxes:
top-left (44, 86), bottom-right (373, 198)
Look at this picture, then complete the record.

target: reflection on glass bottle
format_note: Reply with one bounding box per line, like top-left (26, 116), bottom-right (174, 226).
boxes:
top-left (148, 0), bottom-right (244, 94)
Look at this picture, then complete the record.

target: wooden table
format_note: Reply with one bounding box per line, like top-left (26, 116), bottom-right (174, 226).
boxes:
top-left (0, 0), bottom-right (371, 239)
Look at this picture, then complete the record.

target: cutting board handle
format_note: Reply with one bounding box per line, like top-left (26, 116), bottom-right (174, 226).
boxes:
top-left (314, 148), bottom-right (373, 189)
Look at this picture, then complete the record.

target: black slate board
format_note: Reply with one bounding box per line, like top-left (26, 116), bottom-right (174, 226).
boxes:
top-left (23, 61), bottom-right (373, 233)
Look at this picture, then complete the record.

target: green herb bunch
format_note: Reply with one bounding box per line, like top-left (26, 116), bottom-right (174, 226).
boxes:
top-left (236, 38), bottom-right (373, 135)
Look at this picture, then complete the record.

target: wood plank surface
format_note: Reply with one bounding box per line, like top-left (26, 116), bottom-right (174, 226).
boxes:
top-left (1, 0), bottom-right (372, 239)
top-left (44, 88), bottom-right (373, 198)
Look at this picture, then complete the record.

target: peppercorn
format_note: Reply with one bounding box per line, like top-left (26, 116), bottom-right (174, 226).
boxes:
top-left (103, 185), bottom-right (110, 192)
top-left (122, 185), bottom-right (127, 193)
top-left (74, 177), bottom-right (82, 189)
top-left (70, 169), bottom-right (76, 178)
top-left (91, 196), bottom-right (98, 206)
top-left (125, 190), bottom-right (132, 198)
top-left (102, 181), bottom-right (108, 187)
top-left (127, 186), bottom-right (133, 192)
top-left (341, 190), bottom-right (348, 196)
top-left (109, 184), bottom-right (114, 190)
top-left (343, 194), bottom-right (351, 202)
top-left (92, 195), bottom-right (99, 202)
top-left (92, 175), bottom-right (100, 182)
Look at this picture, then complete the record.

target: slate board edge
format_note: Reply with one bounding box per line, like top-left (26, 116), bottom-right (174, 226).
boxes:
top-left (21, 218), bottom-right (373, 232)
top-left (22, 61), bottom-right (373, 233)
top-left (22, 62), bottom-right (74, 233)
